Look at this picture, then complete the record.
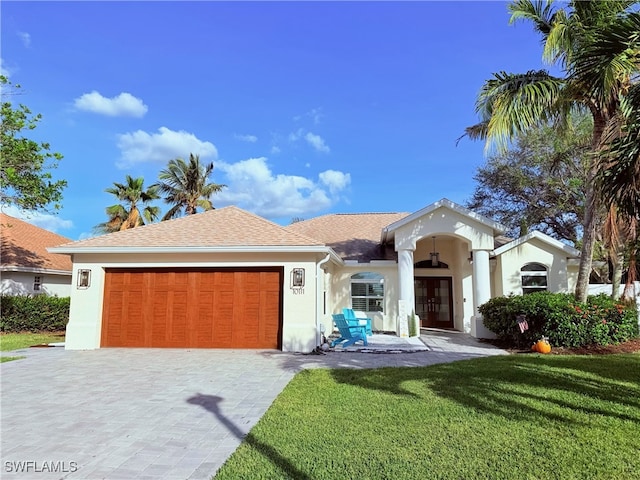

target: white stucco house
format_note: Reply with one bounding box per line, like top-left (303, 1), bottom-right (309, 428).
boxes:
top-left (50, 199), bottom-right (581, 352)
top-left (1, 213), bottom-right (73, 297)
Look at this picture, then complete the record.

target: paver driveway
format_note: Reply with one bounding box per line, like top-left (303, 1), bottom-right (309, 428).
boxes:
top-left (1, 332), bottom-right (506, 479)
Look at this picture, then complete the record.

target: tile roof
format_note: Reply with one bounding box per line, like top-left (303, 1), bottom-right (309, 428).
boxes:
top-left (1, 213), bottom-right (73, 272)
top-left (286, 212), bottom-right (409, 262)
top-left (54, 206), bottom-right (324, 249)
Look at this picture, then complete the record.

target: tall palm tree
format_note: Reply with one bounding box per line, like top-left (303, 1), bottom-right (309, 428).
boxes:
top-left (96, 175), bottom-right (160, 233)
top-left (465, 0), bottom-right (639, 302)
top-left (155, 153), bottom-right (226, 221)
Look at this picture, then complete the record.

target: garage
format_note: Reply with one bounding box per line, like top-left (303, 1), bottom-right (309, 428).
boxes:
top-left (101, 267), bottom-right (283, 349)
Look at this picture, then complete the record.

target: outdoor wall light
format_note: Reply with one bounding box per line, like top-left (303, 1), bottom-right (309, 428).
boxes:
top-left (77, 269), bottom-right (91, 289)
top-left (291, 268), bottom-right (305, 288)
top-left (429, 236), bottom-right (440, 267)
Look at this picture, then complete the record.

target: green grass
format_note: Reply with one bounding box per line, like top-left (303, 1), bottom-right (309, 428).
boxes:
top-left (1, 356), bottom-right (24, 363)
top-left (0, 332), bottom-right (65, 352)
top-left (215, 354), bottom-right (640, 480)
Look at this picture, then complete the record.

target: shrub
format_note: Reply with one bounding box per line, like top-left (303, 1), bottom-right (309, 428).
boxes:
top-left (479, 292), bottom-right (639, 348)
top-left (0, 295), bottom-right (70, 333)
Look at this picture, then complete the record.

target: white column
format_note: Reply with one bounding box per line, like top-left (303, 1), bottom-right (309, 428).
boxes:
top-left (471, 249), bottom-right (496, 338)
top-left (472, 249), bottom-right (491, 315)
top-left (398, 248), bottom-right (415, 317)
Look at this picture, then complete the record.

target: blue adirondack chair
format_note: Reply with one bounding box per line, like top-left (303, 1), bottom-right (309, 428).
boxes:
top-left (331, 314), bottom-right (368, 348)
top-left (343, 308), bottom-right (373, 336)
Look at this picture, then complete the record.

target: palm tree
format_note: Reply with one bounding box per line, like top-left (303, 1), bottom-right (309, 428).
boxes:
top-left (96, 175), bottom-right (160, 233)
top-left (155, 153), bottom-right (226, 221)
top-left (464, 0), bottom-right (639, 302)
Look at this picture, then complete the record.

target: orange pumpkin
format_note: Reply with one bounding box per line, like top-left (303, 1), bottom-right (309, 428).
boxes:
top-left (535, 339), bottom-right (552, 354)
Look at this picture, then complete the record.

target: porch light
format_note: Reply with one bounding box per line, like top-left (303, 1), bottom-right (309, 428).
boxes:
top-left (430, 236), bottom-right (439, 267)
top-left (77, 269), bottom-right (91, 289)
top-left (291, 268), bottom-right (305, 287)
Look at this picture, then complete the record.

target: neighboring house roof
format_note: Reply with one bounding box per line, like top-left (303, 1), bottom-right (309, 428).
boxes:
top-left (286, 212), bottom-right (409, 262)
top-left (493, 230), bottom-right (581, 257)
top-left (50, 206), bottom-right (326, 253)
top-left (1, 213), bottom-right (73, 273)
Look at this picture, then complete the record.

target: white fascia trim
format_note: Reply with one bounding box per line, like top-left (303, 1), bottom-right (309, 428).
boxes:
top-left (0, 266), bottom-right (72, 276)
top-left (48, 245), bottom-right (344, 262)
top-left (343, 260), bottom-right (397, 267)
top-left (493, 230), bottom-right (581, 257)
top-left (368, 260), bottom-right (398, 266)
top-left (381, 197), bottom-right (507, 244)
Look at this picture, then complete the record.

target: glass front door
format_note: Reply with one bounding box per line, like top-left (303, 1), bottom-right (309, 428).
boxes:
top-left (414, 277), bottom-right (453, 328)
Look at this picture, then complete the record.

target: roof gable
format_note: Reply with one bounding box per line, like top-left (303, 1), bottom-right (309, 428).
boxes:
top-left (1, 213), bottom-right (73, 272)
top-left (51, 206), bottom-right (324, 251)
top-left (493, 230), bottom-right (580, 257)
top-left (382, 198), bottom-right (506, 244)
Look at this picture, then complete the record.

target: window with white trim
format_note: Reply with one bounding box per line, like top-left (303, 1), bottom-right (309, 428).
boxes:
top-left (33, 275), bottom-right (42, 291)
top-left (521, 263), bottom-right (548, 294)
top-left (350, 272), bottom-right (384, 312)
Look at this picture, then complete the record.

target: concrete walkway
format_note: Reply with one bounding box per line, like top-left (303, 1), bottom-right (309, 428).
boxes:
top-left (0, 331), bottom-right (506, 479)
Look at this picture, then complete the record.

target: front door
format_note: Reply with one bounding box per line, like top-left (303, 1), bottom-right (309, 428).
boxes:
top-left (414, 277), bottom-right (454, 328)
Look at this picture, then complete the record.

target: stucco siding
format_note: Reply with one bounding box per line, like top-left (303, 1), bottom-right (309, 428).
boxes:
top-left (65, 252), bottom-right (323, 352)
top-left (394, 207), bottom-right (495, 251)
top-left (328, 265), bottom-right (398, 332)
top-left (1, 271), bottom-right (71, 297)
top-left (497, 239), bottom-right (571, 296)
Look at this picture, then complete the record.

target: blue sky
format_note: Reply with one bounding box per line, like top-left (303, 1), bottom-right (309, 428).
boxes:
top-left (2, 1), bottom-right (547, 241)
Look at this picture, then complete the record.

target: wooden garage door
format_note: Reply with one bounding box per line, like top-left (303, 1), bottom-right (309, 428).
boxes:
top-left (101, 268), bottom-right (282, 348)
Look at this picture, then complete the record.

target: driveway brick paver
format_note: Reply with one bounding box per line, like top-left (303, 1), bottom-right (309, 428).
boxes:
top-left (0, 330), bottom-right (506, 479)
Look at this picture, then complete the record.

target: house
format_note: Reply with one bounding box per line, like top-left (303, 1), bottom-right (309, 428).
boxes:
top-left (1, 213), bottom-right (73, 297)
top-left (50, 199), bottom-right (581, 352)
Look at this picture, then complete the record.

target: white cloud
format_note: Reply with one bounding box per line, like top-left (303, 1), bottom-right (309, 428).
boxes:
top-left (18, 32), bottom-right (31, 48)
top-left (1, 205), bottom-right (73, 234)
top-left (270, 145), bottom-right (281, 154)
top-left (234, 133), bottom-right (258, 143)
top-left (288, 128), bottom-right (304, 142)
top-left (288, 128), bottom-right (330, 153)
top-left (294, 107), bottom-right (324, 125)
top-left (319, 170), bottom-right (351, 194)
top-left (116, 126), bottom-right (218, 168)
top-left (1, 58), bottom-right (14, 77)
top-left (305, 132), bottom-right (330, 153)
top-left (216, 157), bottom-right (349, 218)
top-left (74, 91), bottom-right (148, 117)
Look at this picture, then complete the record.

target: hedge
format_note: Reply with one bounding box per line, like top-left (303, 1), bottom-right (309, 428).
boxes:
top-left (0, 295), bottom-right (70, 333)
top-left (479, 292), bottom-right (639, 348)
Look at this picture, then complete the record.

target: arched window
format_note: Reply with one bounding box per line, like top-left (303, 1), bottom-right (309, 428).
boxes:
top-left (350, 272), bottom-right (384, 312)
top-left (521, 263), bottom-right (548, 295)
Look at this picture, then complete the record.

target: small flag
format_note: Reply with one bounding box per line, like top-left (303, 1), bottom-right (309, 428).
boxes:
top-left (517, 315), bottom-right (529, 333)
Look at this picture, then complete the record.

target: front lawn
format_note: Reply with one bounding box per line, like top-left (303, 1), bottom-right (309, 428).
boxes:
top-left (0, 332), bottom-right (65, 352)
top-left (215, 354), bottom-right (640, 480)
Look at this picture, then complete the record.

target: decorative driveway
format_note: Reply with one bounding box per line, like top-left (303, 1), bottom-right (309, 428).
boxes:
top-left (1, 331), bottom-right (506, 479)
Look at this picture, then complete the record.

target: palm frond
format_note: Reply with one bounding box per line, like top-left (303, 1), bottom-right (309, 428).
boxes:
top-left (543, 9), bottom-right (573, 66)
top-left (476, 70), bottom-right (566, 151)
top-left (570, 12), bottom-right (640, 109)
top-left (509, 0), bottom-right (555, 35)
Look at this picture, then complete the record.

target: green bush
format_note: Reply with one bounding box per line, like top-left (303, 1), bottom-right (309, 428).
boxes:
top-left (479, 292), bottom-right (639, 348)
top-left (0, 295), bottom-right (70, 333)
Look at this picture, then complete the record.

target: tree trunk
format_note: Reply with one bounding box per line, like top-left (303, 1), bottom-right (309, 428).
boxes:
top-left (574, 181), bottom-right (597, 303)
top-left (610, 251), bottom-right (623, 300)
top-left (575, 112), bottom-right (607, 303)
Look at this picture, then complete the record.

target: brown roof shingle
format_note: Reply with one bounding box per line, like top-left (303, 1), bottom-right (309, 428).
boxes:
top-left (1, 213), bottom-right (73, 272)
top-left (54, 206), bottom-right (324, 249)
top-left (286, 212), bottom-right (409, 262)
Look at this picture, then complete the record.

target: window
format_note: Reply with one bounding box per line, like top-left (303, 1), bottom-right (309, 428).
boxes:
top-left (521, 263), bottom-right (548, 294)
top-left (33, 276), bottom-right (42, 291)
top-left (350, 272), bottom-right (384, 312)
